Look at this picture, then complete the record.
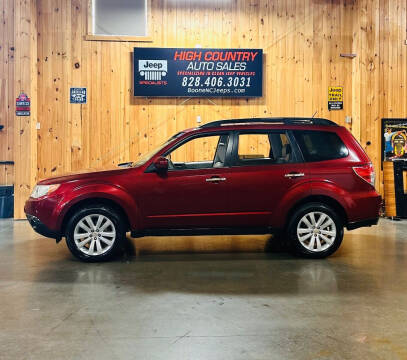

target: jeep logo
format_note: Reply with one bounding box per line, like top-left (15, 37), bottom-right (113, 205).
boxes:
top-left (138, 60), bottom-right (168, 80)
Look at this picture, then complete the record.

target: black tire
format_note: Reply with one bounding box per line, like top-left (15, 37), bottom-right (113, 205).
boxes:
top-left (65, 204), bottom-right (126, 262)
top-left (287, 202), bottom-right (344, 259)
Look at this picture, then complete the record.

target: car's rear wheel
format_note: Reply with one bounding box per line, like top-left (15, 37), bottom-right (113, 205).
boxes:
top-left (287, 203), bottom-right (343, 259)
top-left (65, 205), bottom-right (126, 262)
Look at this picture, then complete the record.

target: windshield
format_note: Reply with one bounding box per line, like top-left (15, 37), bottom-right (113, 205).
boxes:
top-left (132, 132), bottom-right (185, 167)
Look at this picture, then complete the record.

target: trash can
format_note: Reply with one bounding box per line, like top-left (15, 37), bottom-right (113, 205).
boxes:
top-left (0, 185), bottom-right (14, 218)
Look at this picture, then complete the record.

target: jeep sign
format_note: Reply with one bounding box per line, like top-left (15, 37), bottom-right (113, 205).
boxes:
top-left (138, 60), bottom-right (168, 81)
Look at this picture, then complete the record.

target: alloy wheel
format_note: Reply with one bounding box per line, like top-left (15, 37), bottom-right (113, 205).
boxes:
top-left (73, 214), bottom-right (116, 256)
top-left (296, 211), bottom-right (337, 252)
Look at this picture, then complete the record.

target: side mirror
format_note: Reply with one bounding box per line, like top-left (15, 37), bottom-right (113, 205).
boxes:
top-left (153, 156), bottom-right (169, 172)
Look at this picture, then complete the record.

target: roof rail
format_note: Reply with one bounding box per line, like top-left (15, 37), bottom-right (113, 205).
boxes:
top-left (200, 117), bottom-right (337, 128)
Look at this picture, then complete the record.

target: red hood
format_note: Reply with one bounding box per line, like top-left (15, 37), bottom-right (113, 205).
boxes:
top-left (38, 166), bottom-right (132, 185)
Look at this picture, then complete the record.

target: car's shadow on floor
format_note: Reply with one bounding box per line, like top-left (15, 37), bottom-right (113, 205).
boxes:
top-left (120, 234), bottom-right (290, 260)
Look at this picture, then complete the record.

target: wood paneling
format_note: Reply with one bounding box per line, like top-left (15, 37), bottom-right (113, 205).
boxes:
top-left (0, 0), bottom-right (15, 185)
top-left (1, 0), bottom-right (407, 218)
top-left (354, 0), bottom-right (386, 196)
top-left (383, 161), bottom-right (397, 217)
top-left (13, 0), bottom-right (38, 218)
top-left (35, 0), bottom-right (355, 183)
top-left (134, 234), bottom-right (270, 255)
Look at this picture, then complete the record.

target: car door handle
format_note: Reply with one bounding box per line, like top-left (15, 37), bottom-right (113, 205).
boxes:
top-left (206, 177), bottom-right (226, 182)
top-left (284, 172), bottom-right (305, 178)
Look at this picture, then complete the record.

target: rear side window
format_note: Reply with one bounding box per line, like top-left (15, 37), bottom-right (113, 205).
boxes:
top-left (293, 131), bottom-right (349, 162)
top-left (236, 132), bottom-right (295, 165)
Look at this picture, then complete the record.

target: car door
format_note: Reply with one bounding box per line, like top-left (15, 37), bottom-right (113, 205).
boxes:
top-left (225, 130), bottom-right (310, 228)
top-left (137, 132), bottom-right (234, 229)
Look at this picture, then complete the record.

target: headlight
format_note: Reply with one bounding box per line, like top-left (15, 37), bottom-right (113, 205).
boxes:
top-left (30, 184), bottom-right (60, 199)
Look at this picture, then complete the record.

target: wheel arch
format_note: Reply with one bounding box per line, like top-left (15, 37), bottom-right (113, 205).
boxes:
top-left (284, 195), bottom-right (348, 230)
top-left (60, 197), bottom-right (131, 239)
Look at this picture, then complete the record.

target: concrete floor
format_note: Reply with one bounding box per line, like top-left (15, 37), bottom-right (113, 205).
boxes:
top-left (0, 219), bottom-right (407, 360)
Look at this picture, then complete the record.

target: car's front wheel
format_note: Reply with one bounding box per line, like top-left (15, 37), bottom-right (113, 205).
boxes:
top-left (287, 203), bottom-right (344, 259)
top-left (65, 205), bottom-right (126, 262)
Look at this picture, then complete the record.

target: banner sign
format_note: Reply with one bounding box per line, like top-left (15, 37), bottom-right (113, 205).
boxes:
top-left (70, 87), bottom-right (87, 104)
top-left (133, 47), bottom-right (263, 97)
top-left (328, 86), bottom-right (343, 110)
top-left (16, 93), bottom-right (30, 116)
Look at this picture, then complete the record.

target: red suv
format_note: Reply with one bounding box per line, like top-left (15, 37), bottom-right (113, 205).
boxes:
top-left (25, 118), bottom-right (381, 262)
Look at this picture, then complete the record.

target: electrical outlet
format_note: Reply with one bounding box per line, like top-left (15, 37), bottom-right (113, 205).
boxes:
top-left (345, 116), bottom-right (352, 124)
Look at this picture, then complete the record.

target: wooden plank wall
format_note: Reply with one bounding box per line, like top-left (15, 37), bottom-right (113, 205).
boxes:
top-left (35, 0), bottom-right (354, 182)
top-left (353, 0), bottom-right (407, 196)
top-left (0, 0), bottom-right (15, 185)
top-left (13, 0), bottom-right (38, 218)
top-left (383, 161), bottom-right (397, 216)
top-left (1, 0), bottom-right (407, 217)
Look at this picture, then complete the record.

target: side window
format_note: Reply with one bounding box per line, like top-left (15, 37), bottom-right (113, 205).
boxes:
top-left (269, 133), bottom-right (294, 164)
top-left (166, 134), bottom-right (228, 170)
top-left (236, 132), bottom-right (294, 165)
top-left (293, 131), bottom-right (349, 162)
top-left (238, 134), bottom-right (271, 160)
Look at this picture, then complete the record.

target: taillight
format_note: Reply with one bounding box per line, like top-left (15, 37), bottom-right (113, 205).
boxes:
top-left (353, 163), bottom-right (375, 187)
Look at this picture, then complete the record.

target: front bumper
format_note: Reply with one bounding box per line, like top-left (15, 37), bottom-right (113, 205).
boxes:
top-left (24, 194), bottom-right (63, 239)
top-left (26, 214), bottom-right (61, 240)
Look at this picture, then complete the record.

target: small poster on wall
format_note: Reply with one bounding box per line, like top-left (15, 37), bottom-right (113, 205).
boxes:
top-left (382, 118), bottom-right (407, 162)
top-left (70, 87), bottom-right (87, 104)
top-left (16, 93), bottom-right (30, 116)
top-left (328, 86), bottom-right (343, 110)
